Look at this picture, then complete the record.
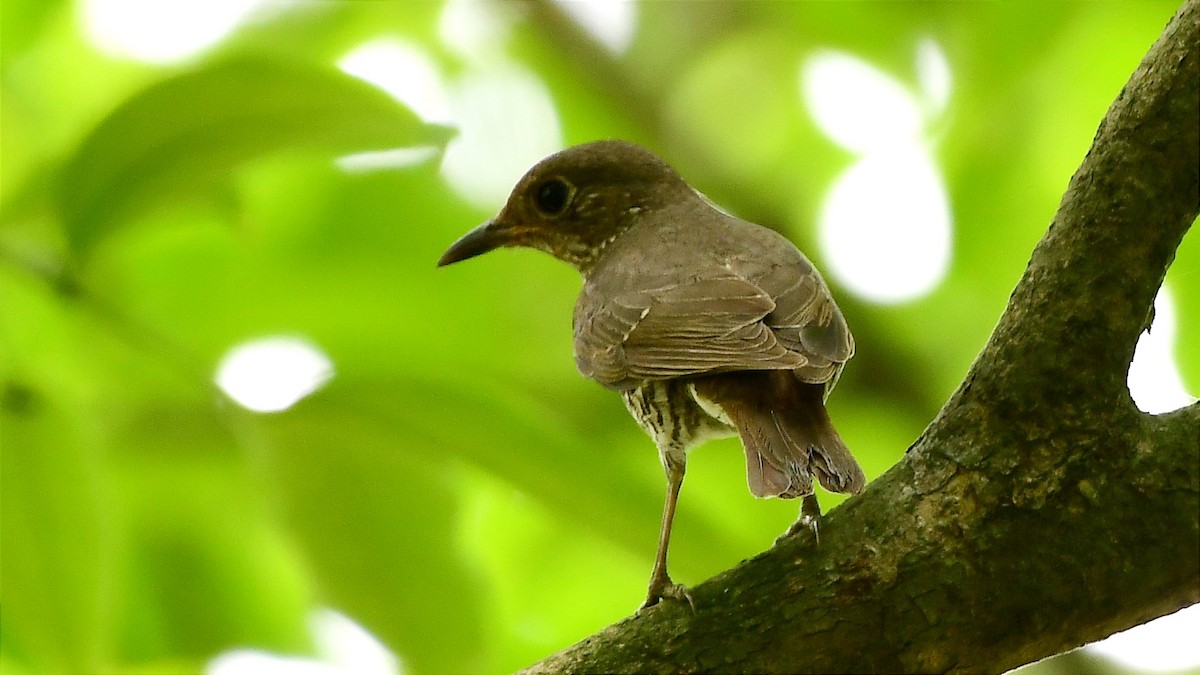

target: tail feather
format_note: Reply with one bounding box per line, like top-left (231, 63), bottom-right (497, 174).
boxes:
top-left (691, 371), bottom-right (865, 499)
top-left (773, 404), bottom-right (865, 495)
top-left (739, 415), bottom-right (811, 498)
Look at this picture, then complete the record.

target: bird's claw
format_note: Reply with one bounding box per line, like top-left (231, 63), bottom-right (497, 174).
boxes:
top-left (641, 576), bottom-right (695, 613)
top-left (779, 512), bottom-right (820, 545)
top-left (777, 493), bottom-right (822, 546)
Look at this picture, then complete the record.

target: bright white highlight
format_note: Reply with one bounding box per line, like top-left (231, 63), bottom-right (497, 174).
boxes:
top-left (916, 37), bottom-right (952, 114)
top-left (337, 39), bottom-right (453, 172)
top-left (339, 40), bottom-right (452, 125)
top-left (215, 337), bottom-right (333, 413)
top-left (440, 66), bottom-right (563, 209)
top-left (1087, 604), bottom-right (1200, 672)
top-left (553, 0), bottom-right (638, 53)
top-left (803, 42), bottom-right (953, 304)
top-left (817, 144), bottom-right (951, 303)
top-left (335, 147), bottom-right (441, 173)
top-left (81, 0), bottom-right (265, 64)
top-left (438, 0), bottom-right (516, 64)
top-left (1127, 287), bottom-right (1196, 414)
top-left (803, 51), bottom-right (922, 154)
top-left (433, 0), bottom-right (564, 208)
top-left (207, 609), bottom-right (402, 675)
top-left (343, 8), bottom-right (564, 206)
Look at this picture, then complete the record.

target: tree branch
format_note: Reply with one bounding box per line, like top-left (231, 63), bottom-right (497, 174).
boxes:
top-left (523, 1), bottom-right (1199, 672)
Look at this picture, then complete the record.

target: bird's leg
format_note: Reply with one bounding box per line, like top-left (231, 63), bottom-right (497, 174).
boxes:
top-left (780, 493), bottom-right (823, 545)
top-left (641, 458), bottom-right (694, 612)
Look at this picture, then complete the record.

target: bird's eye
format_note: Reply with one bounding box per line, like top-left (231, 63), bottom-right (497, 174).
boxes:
top-left (534, 178), bottom-right (571, 216)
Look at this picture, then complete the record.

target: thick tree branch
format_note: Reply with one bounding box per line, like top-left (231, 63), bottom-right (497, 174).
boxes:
top-left (523, 1), bottom-right (1199, 673)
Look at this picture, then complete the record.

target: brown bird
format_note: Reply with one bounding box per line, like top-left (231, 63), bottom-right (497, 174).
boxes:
top-left (438, 140), bottom-right (865, 610)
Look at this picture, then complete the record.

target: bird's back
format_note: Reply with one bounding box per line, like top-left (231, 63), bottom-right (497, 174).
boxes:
top-left (574, 196), bottom-right (853, 392)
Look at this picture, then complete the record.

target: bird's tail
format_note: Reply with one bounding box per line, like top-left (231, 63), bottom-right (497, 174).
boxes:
top-left (691, 372), bottom-right (866, 499)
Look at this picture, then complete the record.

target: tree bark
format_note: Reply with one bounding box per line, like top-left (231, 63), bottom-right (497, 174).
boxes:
top-left (522, 1), bottom-right (1200, 673)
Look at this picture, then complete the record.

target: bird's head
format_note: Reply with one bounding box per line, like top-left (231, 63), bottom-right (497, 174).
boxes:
top-left (437, 140), bottom-right (692, 272)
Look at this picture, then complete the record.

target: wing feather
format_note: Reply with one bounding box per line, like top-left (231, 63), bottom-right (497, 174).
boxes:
top-left (574, 274), bottom-right (813, 388)
top-left (756, 262), bottom-right (853, 387)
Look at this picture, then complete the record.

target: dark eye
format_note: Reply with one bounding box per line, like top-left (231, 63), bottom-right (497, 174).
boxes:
top-left (534, 178), bottom-right (571, 216)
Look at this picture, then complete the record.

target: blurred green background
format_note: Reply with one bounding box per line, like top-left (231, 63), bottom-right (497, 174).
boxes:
top-left (2, 1), bottom-right (1197, 674)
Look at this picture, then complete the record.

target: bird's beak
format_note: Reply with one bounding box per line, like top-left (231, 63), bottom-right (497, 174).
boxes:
top-left (437, 219), bottom-right (512, 267)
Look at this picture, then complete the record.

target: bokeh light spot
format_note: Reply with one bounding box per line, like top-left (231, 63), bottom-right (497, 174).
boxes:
top-left (215, 336), bottom-right (333, 413)
top-left (437, 0), bottom-right (517, 64)
top-left (431, 0), bottom-right (564, 209)
top-left (553, 0), bottom-right (638, 53)
top-left (339, 39), bottom-right (452, 125)
top-left (337, 39), bottom-right (453, 172)
top-left (802, 50), bottom-right (923, 154)
top-left (81, 0), bottom-right (267, 64)
top-left (803, 43), bottom-right (954, 304)
top-left (207, 608), bottom-right (402, 675)
top-left (335, 147), bottom-right (441, 173)
top-left (439, 66), bottom-right (563, 210)
top-left (817, 143), bottom-right (951, 304)
top-left (916, 37), bottom-right (952, 114)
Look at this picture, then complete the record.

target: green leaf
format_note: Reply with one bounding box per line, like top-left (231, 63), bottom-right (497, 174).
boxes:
top-left (111, 407), bottom-right (313, 665)
top-left (260, 389), bottom-right (488, 675)
top-left (57, 57), bottom-right (453, 255)
top-left (0, 385), bottom-right (112, 674)
top-left (0, 0), bottom-right (66, 65)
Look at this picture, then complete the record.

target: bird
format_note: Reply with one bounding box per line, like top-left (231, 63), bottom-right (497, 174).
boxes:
top-left (437, 140), bottom-right (866, 610)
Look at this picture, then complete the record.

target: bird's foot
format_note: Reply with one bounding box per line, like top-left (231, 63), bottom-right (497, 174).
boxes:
top-left (777, 493), bottom-right (822, 546)
top-left (779, 512), bottom-right (820, 545)
top-left (640, 574), bottom-right (695, 613)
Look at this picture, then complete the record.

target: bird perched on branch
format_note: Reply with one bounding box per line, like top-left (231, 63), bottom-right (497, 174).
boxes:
top-left (438, 140), bottom-right (866, 610)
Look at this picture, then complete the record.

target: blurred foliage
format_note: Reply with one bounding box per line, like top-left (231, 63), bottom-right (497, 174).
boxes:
top-left (1, 1), bottom-right (1196, 674)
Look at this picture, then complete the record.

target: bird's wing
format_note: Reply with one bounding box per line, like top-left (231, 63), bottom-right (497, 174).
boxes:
top-left (755, 263), bottom-right (855, 386)
top-left (574, 273), bottom-right (813, 388)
